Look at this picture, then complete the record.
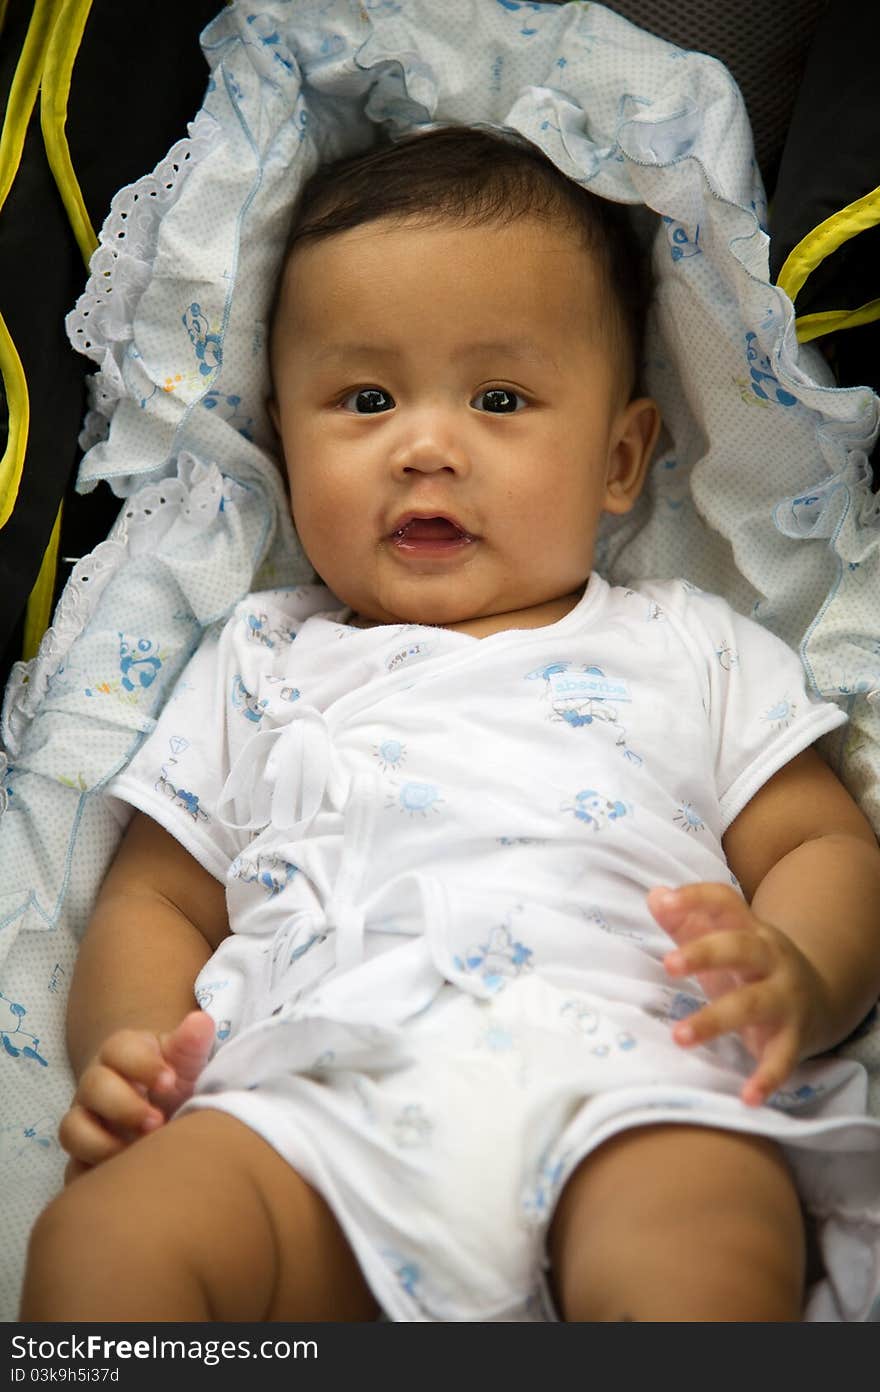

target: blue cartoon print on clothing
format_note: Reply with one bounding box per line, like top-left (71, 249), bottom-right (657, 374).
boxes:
top-left (0, 991), bottom-right (48, 1065)
top-left (155, 769), bottom-right (209, 822)
top-left (559, 998), bottom-right (639, 1056)
top-left (563, 788), bottom-right (629, 830)
top-left (195, 980), bottom-right (228, 1011)
top-left (383, 1250), bottom-right (423, 1301)
top-left (530, 662), bottom-right (643, 765)
top-left (662, 215), bottom-right (702, 261)
top-left (119, 635), bottom-right (162, 692)
top-left (388, 781), bottom-right (444, 817)
top-left (231, 853), bottom-right (298, 897)
top-left (715, 640), bottom-right (739, 671)
top-left (559, 999), bottom-right (601, 1035)
top-left (763, 696), bottom-right (797, 731)
top-left (769, 1083), bottom-right (823, 1110)
top-left (454, 920), bottom-right (534, 993)
top-left (244, 612), bottom-right (294, 649)
top-left (670, 992), bottom-right (702, 1020)
top-left (263, 675), bottom-right (300, 704)
top-left (182, 302), bottom-right (222, 377)
top-left (392, 1104), bottom-right (433, 1149)
top-left (374, 737), bottom-right (407, 772)
top-left (230, 675), bottom-right (268, 724)
top-left (673, 802), bottom-right (705, 833)
top-left (744, 333), bottom-right (797, 407)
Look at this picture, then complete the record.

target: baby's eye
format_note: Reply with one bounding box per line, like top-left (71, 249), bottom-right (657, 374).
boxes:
top-left (471, 388), bottom-right (527, 414)
top-left (339, 387), bottom-right (395, 414)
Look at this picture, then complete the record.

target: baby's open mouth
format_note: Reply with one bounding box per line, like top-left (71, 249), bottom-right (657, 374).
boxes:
top-left (389, 515), bottom-right (477, 552)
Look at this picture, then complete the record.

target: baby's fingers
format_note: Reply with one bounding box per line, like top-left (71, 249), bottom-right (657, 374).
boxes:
top-left (98, 1029), bottom-right (176, 1096)
top-left (76, 1060), bottom-right (165, 1137)
top-left (665, 928), bottom-right (771, 982)
top-left (671, 980), bottom-right (777, 1050)
top-left (648, 882), bottom-right (746, 944)
top-left (58, 1103), bottom-right (129, 1170)
top-left (740, 1029), bottom-right (801, 1109)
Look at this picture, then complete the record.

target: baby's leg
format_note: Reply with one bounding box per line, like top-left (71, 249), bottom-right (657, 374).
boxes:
top-left (548, 1123), bottom-right (805, 1321)
top-left (20, 1109), bottom-right (378, 1321)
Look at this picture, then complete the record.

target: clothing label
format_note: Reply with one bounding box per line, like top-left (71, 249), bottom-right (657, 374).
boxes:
top-left (548, 671), bottom-right (632, 703)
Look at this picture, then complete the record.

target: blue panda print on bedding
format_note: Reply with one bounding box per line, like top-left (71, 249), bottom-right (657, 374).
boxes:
top-left (182, 302), bottom-right (222, 378)
top-left (0, 992), bottom-right (48, 1066)
top-left (118, 636), bottom-right (163, 693)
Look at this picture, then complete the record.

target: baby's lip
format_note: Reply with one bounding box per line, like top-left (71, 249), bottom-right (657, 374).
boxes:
top-left (388, 512), bottom-right (477, 541)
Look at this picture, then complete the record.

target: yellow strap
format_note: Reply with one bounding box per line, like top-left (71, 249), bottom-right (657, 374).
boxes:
top-left (0, 0), bottom-right (59, 533)
top-left (0, 0), bottom-right (57, 210)
top-left (40, 0), bottom-right (97, 265)
top-left (795, 296), bottom-right (880, 345)
top-left (20, 0), bottom-right (97, 656)
top-left (777, 182), bottom-right (880, 307)
top-left (0, 311), bottom-right (28, 529)
top-left (22, 501), bottom-right (63, 661)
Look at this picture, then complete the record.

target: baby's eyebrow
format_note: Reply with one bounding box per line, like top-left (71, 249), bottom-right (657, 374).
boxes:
top-left (312, 338), bottom-right (557, 367)
top-left (455, 339), bottom-right (558, 369)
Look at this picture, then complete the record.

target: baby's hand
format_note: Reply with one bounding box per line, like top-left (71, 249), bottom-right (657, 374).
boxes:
top-left (647, 882), bottom-right (824, 1108)
top-left (59, 1011), bottom-right (215, 1182)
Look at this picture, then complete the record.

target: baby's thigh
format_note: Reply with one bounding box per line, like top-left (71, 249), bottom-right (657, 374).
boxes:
top-left (22, 1109), bottom-right (376, 1321)
top-left (548, 1123), bottom-right (806, 1321)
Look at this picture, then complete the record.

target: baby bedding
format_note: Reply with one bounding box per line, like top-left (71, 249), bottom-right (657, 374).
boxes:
top-left (1, 0), bottom-right (878, 1320)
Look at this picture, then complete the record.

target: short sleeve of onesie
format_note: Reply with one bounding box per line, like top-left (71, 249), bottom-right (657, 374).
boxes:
top-left (662, 584), bottom-right (848, 832)
top-left (107, 587), bottom-right (336, 881)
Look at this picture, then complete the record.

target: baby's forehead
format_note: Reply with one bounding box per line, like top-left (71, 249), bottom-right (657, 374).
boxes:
top-left (269, 220), bottom-right (620, 391)
top-left (277, 213), bottom-right (605, 326)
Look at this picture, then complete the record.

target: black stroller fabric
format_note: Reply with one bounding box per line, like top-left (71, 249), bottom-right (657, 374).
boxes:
top-left (0, 0), bottom-right (221, 692)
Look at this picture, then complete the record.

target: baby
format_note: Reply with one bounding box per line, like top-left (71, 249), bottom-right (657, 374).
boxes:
top-left (20, 126), bottom-right (880, 1323)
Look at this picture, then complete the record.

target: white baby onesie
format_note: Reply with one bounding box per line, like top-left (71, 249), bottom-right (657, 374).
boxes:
top-left (109, 573), bottom-right (880, 1323)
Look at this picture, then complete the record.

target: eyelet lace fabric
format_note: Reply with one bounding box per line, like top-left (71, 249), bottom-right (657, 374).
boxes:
top-left (1, 455), bottom-right (249, 761)
top-left (65, 113), bottom-right (220, 452)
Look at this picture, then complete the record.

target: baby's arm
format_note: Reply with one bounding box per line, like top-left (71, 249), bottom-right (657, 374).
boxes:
top-left (61, 811), bottom-right (229, 1176)
top-left (649, 745), bottom-right (880, 1103)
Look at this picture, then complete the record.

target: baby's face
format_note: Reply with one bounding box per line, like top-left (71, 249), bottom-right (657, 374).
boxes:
top-left (270, 214), bottom-right (658, 632)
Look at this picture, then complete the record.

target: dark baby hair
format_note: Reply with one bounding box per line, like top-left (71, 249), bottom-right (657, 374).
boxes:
top-left (270, 123), bottom-right (653, 393)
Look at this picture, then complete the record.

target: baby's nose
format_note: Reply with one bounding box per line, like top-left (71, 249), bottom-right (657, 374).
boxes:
top-left (388, 414), bottom-right (470, 476)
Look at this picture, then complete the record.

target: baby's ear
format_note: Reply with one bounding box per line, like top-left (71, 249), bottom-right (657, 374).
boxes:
top-left (604, 396), bottom-right (662, 515)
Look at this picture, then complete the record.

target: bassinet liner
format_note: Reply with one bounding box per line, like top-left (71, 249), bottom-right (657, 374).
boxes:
top-left (1, 0), bottom-right (879, 1322)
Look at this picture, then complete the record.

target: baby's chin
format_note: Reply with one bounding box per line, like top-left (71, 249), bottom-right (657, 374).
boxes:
top-left (335, 583), bottom-right (485, 631)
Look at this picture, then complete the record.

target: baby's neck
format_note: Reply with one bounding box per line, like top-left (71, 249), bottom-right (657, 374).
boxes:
top-left (350, 587), bottom-right (586, 639)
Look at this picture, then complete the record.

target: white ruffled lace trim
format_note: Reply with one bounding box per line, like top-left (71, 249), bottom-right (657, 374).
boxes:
top-left (65, 112), bottom-right (220, 450)
top-left (0, 457), bottom-right (230, 758)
